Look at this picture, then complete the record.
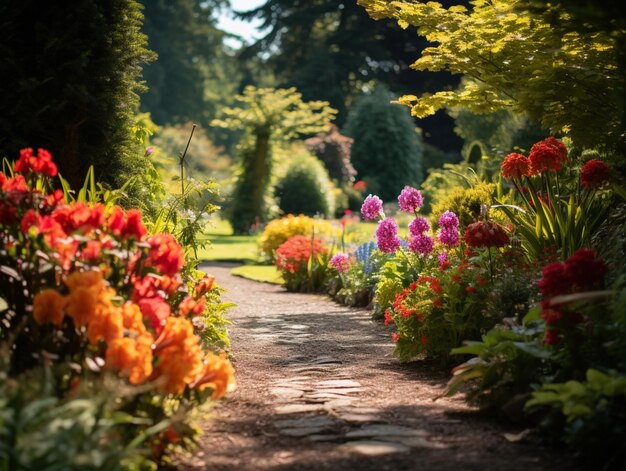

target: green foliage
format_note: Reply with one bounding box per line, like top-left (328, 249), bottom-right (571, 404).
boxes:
top-left (526, 369), bottom-right (626, 466)
top-left (373, 276), bottom-right (403, 319)
top-left (450, 105), bottom-right (547, 158)
top-left (0, 0), bottom-right (156, 189)
top-left (445, 309), bottom-right (551, 411)
top-left (346, 85), bottom-right (424, 200)
top-left (430, 181), bottom-right (501, 230)
top-left (275, 151), bottom-right (335, 218)
top-left (358, 0), bottom-right (624, 154)
top-left (0, 366), bottom-right (163, 471)
top-left (304, 125), bottom-right (356, 185)
top-left (212, 86), bottom-right (337, 234)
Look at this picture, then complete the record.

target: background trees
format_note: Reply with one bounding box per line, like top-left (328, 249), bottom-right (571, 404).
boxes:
top-left (0, 0), bottom-right (154, 189)
top-left (212, 86), bottom-right (336, 233)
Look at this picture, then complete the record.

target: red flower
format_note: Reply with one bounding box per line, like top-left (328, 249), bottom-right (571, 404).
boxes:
top-left (501, 153), bottom-right (530, 180)
top-left (14, 148), bottom-right (58, 177)
top-left (391, 332), bottom-right (400, 343)
top-left (20, 209), bottom-right (42, 235)
top-left (179, 296), bottom-right (206, 317)
top-left (275, 235), bottom-right (328, 273)
top-left (107, 206), bottom-right (126, 237)
top-left (541, 308), bottom-right (562, 325)
top-left (146, 233), bottom-right (185, 276)
top-left (529, 137), bottom-right (567, 174)
top-left (353, 180), bottom-right (367, 191)
top-left (195, 274), bottom-right (215, 298)
top-left (564, 249), bottom-right (606, 290)
top-left (420, 335), bottom-right (428, 346)
top-left (465, 286), bottom-right (475, 295)
top-left (80, 240), bottom-right (102, 260)
top-left (537, 262), bottom-right (571, 298)
top-left (138, 297), bottom-right (171, 335)
top-left (44, 189), bottom-right (65, 209)
top-left (123, 209), bottom-right (147, 240)
top-left (1, 174), bottom-right (28, 193)
top-left (463, 220), bottom-right (509, 248)
top-left (580, 159), bottom-right (610, 188)
top-left (544, 329), bottom-right (561, 345)
top-left (383, 310), bottom-right (394, 325)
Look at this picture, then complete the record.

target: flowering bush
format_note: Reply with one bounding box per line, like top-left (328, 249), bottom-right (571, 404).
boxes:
top-left (258, 214), bottom-right (339, 261)
top-left (498, 137), bottom-right (614, 259)
top-left (0, 149), bottom-right (235, 466)
top-left (274, 235), bottom-right (331, 292)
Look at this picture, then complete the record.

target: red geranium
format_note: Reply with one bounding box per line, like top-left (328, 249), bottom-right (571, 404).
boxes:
top-left (146, 233), bottom-right (185, 276)
top-left (501, 152), bottom-right (530, 180)
top-left (14, 148), bottom-right (58, 177)
top-left (275, 235), bottom-right (328, 274)
top-left (463, 220), bottom-right (509, 248)
top-left (529, 137), bottom-right (567, 174)
top-left (564, 249), bottom-right (606, 290)
top-left (580, 159), bottom-right (610, 188)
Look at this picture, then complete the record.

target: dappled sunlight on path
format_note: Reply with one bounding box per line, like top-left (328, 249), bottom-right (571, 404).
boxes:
top-left (178, 263), bottom-right (578, 471)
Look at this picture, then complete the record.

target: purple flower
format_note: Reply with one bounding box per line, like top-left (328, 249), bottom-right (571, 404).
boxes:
top-left (409, 217), bottom-right (430, 236)
top-left (376, 218), bottom-right (401, 253)
top-left (144, 146), bottom-right (154, 157)
top-left (438, 251), bottom-right (448, 265)
top-left (330, 253), bottom-right (351, 273)
top-left (438, 210), bottom-right (460, 230)
top-left (398, 186), bottom-right (424, 213)
top-left (361, 194), bottom-right (384, 220)
top-left (409, 233), bottom-right (434, 255)
top-left (438, 228), bottom-right (460, 248)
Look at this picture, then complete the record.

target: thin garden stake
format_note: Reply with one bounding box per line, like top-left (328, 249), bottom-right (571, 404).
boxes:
top-left (179, 123), bottom-right (197, 194)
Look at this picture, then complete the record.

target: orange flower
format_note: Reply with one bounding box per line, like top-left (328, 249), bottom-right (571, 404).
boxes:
top-left (87, 304), bottom-right (123, 344)
top-left (154, 317), bottom-right (203, 393)
top-left (195, 274), bottom-right (215, 298)
top-left (178, 296), bottom-right (206, 317)
top-left (33, 289), bottom-right (68, 325)
top-left (190, 352), bottom-right (236, 399)
top-left (66, 286), bottom-right (99, 327)
top-left (65, 270), bottom-right (103, 291)
top-left (105, 334), bottom-right (154, 385)
top-left (121, 302), bottom-right (149, 335)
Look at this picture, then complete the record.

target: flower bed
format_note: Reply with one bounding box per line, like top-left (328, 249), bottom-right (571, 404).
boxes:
top-left (0, 149), bottom-right (235, 468)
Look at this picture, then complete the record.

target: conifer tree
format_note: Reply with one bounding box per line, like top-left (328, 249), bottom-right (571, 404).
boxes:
top-left (0, 0), bottom-right (155, 189)
top-left (346, 86), bottom-right (424, 201)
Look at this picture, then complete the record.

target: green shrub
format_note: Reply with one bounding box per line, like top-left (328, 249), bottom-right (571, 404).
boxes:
top-left (275, 152), bottom-right (335, 218)
top-left (345, 85), bottom-right (424, 200)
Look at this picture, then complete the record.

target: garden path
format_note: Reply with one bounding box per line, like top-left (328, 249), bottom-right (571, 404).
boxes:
top-left (181, 263), bottom-right (577, 471)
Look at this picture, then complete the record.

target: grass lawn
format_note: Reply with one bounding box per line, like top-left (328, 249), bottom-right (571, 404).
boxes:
top-left (231, 265), bottom-right (283, 284)
top-left (196, 218), bottom-right (262, 263)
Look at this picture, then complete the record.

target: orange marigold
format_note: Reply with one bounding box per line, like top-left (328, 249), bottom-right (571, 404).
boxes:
top-left (33, 289), bottom-right (68, 326)
top-left (190, 352), bottom-right (236, 399)
top-left (105, 335), bottom-right (154, 385)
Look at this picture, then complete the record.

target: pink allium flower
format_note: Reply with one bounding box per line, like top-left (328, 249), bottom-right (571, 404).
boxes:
top-left (409, 217), bottom-right (430, 236)
top-left (408, 233), bottom-right (434, 255)
top-left (330, 253), bottom-right (351, 273)
top-left (438, 210), bottom-right (459, 230)
top-left (375, 217), bottom-right (401, 253)
top-left (438, 228), bottom-right (459, 248)
top-left (361, 194), bottom-right (384, 220)
top-left (398, 186), bottom-right (424, 213)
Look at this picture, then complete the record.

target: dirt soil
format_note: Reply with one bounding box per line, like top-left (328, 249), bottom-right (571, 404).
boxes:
top-left (178, 263), bottom-right (579, 471)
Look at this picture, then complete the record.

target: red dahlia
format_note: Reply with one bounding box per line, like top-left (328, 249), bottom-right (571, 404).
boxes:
top-left (463, 220), bottom-right (509, 248)
top-left (501, 152), bottom-right (530, 180)
top-left (580, 159), bottom-right (609, 188)
top-left (529, 137), bottom-right (567, 174)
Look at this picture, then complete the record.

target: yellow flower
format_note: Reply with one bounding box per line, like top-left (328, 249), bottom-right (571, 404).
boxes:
top-left (33, 289), bottom-right (67, 326)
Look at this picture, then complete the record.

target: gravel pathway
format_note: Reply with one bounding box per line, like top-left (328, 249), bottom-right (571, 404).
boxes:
top-left (179, 263), bottom-right (577, 471)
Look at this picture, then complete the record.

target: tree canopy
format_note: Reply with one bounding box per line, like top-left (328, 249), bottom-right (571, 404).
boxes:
top-left (358, 0), bottom-right (625, 155)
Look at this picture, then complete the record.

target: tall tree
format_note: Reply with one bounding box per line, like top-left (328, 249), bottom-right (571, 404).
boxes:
top-left (0, 0), bottom-right (155, 189)
top-left (238, 0), bottom-right (464, 152)
top-left (358, 0), bottom-right (624, 157)
top-left (212, 86), bottom-right (336, 233)
top-left (140, 0), bottom-right (235, 127)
